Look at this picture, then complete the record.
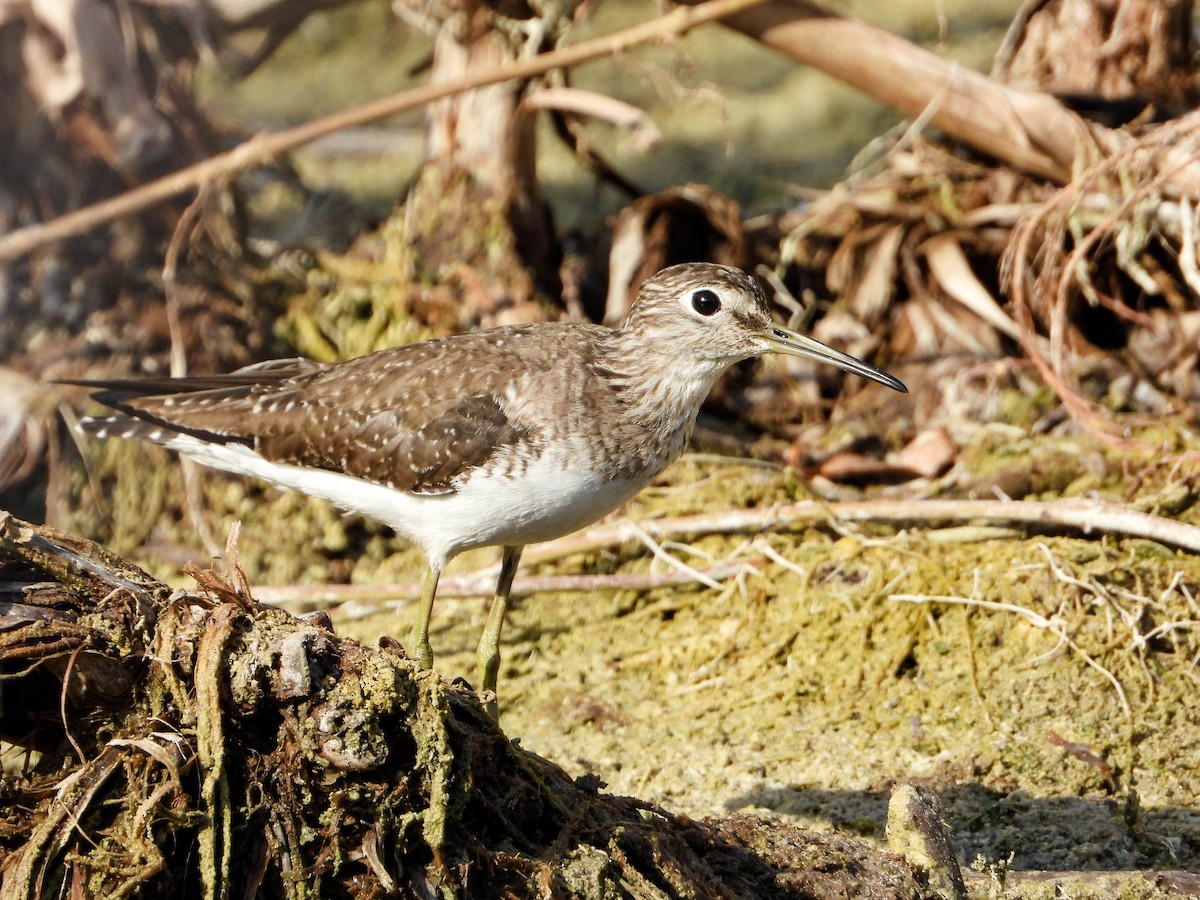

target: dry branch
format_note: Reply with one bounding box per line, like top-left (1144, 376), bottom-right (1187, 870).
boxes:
top-left (519, 496), bottom-right (1200, 559)
top-left (248, 496), bottom-right (1200, 610)
top-left (676, 0), bottom-right (1200, 191)
top-left (253, 557), bottom-right (761, 609)
top-left (0, 0), bottom-right (773, 264)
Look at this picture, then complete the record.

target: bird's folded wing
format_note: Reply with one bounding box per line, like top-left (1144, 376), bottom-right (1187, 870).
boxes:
top-left (66, 350), bottom-right (532, 494)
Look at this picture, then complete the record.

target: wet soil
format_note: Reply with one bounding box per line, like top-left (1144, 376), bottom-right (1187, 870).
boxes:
top-left (64, 419), bottom-right (1200, 898)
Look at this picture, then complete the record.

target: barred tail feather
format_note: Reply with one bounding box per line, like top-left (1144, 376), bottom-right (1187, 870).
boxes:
top-left (76, 414), bottom-right (249, 448)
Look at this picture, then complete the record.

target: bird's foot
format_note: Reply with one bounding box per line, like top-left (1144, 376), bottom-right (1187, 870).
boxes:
top-left (477, 650), bottom-right (501, 720)
top-left (407, 627), bottom-right (434, 671)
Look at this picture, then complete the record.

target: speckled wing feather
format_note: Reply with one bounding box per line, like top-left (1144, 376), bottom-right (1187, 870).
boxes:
top-left (68, 358), bottom-right (323, 445)
top-left (253, 389), bottom-right (526, 494)
top-left (66, 328), bottom-right (594, 495)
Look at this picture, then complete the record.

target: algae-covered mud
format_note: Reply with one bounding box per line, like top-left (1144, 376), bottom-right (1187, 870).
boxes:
top-left (64, 397), bottom-right (1200, 896)
top-left (13, 0), bottom-right (1199, 892)
top-left (319, 425), bottom-right (1200, 897)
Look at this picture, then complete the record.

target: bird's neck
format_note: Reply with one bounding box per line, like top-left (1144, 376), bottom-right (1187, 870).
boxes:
top-left (597, 329), bottom-right (727, 431)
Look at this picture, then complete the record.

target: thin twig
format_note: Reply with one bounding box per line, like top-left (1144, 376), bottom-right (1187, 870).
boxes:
top-left (626, 520), bottom-right (725, 590)
top-left (891, 590), bottom-right (1132, 717)
top-left (255, 557), bottom-right (762, 611)
top-left (510, 497), bottom-right (1200, 566)
top-left (307, 561), bottom-right (758, 624)
top-left (60, 646), bottom-right (89, 765)
top-left (251, 494), bottom-right (1200, 609)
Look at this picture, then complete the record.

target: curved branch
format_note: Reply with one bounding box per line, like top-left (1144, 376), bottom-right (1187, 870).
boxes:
top-left (675, 0), bottom-right (1200, 190)
top-left (0, 0), bottom-right (773, 263)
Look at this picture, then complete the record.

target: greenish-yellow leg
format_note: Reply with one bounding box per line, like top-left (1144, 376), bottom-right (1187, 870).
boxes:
top-left (407, 564), bottom-right (441, 670)
top-left (477, 545), bottom-right (523, 717)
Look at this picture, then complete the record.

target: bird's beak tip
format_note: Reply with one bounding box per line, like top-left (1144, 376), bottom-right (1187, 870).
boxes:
top-left (763, 325), bottom-right (907, 394)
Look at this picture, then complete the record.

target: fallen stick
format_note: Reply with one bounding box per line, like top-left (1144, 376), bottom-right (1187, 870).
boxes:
top-left (519, 496), bottom-right (1200, 560)
top-left (253, 496), bottom-right (1200, 609)
top-left (254, 557), bottom-right (761, 610)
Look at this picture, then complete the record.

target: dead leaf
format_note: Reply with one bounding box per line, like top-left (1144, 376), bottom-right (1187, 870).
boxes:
top-left (923, 233), bottom-right (1022, 340)
top-left (810, 451), bottom-right (916, 485)
top-left (893, 428), bottom-right (956, 479)
top-left (847, 224), bottom-right (903, 322)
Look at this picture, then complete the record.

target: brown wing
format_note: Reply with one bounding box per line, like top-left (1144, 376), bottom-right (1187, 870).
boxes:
top-left (68, 327), bottom-right (582, 494)
top-left (65, 358), bottom-right (323, 446)
top-left (252, 391), bottom-right (527, 494)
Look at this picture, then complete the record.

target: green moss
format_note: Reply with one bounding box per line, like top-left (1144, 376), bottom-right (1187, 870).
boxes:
top-left (992, 385), bottom-right (1058, 428)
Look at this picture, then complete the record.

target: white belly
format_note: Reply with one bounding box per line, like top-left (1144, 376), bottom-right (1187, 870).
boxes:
top-left (411, 453), bottom-right (644, 562)
top-left (162, 436), bottom-right (645, 567)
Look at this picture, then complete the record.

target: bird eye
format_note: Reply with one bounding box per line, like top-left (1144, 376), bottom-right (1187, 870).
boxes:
top-left (690, 289), bottom-right (721, 316)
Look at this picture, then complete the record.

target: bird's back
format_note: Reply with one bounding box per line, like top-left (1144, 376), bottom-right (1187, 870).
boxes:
top-left (74, 322), bottom-right (636, 496)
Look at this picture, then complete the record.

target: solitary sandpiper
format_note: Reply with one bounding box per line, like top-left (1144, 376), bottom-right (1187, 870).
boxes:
top-left (68, 263), bottom-right (906, 712)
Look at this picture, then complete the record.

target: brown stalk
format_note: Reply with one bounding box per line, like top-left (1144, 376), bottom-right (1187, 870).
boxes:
top-left (676, 0), bottom-right (1200, 191)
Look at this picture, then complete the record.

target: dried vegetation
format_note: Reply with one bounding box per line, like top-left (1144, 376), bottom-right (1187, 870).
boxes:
top-left (1, 0), bottom-right (1200, 897)
top-left (0, 514), bottom-right (937, 898)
